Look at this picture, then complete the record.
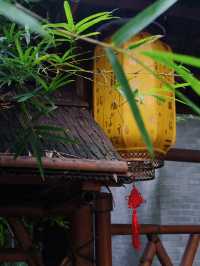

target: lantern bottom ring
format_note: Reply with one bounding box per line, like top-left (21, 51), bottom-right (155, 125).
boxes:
top-left (120, 151), bottom-right (164, 181)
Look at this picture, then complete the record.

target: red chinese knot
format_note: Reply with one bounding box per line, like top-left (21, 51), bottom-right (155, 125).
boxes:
top-left (128, 186), bottom-right (144, 250)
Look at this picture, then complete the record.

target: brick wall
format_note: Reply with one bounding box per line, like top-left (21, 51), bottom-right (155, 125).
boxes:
top-left (111, 115), bottom-right (200, 265)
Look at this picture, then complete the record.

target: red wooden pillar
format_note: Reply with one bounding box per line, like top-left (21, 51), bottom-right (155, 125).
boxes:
top-left (95, 193), bottom-right (113, 266)
top-left (71, 205), bottom-right (94, 266)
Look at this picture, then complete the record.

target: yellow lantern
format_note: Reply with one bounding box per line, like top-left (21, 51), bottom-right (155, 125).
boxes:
top-left (93, 32), bottom-right (176, 180)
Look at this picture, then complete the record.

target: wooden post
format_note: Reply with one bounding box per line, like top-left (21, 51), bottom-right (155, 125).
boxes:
top-left (71, 205), bottom-right (94, 266)
top-left (155, 239), bottom-right (173, 265)
top-left (180, 234), bottom-right (200, 266)
top-left (139, 238), bottom-right (156, 266)
top-left (7, 218), bottom-right (43, 266)
top-left (147, 235), bottom-right (173, 266)
top-left (95, 193), bottom-right (113, 266)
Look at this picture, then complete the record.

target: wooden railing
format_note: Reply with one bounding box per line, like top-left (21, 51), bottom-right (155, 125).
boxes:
top-left (110, 148), bottom-right (200, 265)
top-left (112, 224), bottom-right (200, 265)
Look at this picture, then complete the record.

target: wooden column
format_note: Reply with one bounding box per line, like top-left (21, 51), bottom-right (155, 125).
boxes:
top-left (180, 234), bottom-right (200, 266)
top-left (71, 205), bottom-right (94, 266)
top-left (95, 193), bottom-right (113, 266)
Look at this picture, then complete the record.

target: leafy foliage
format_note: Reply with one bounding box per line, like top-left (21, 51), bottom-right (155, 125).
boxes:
top-left (0, 0), bottom-right (46, 36)
top-left (140, 50), bottom-right (200, 115)
top-left (112, 0), bottom-right (178, 46)
top-left (0, 1), bottom-right (115, 177)
top-left (45, 2), bottom-right (115, 41)
top-left (1, 0), bottom-right (199, 163)
top-left (0, 23), bottom-right (78, 177)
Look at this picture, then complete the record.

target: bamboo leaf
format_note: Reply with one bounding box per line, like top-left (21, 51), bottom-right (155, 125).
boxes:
top-left (64, 1), bottom-right (74, 30)
top-left (176, 90), bottom-right (200, 116)
top-left (14, 128), bottom-right (32, 158)
top-left (105, 48), bottom-right (153, 155)
top-left (14, 91), bottom-right (38, 102)
top-left (78, 32), bottom-right (101, 38)
top-left (62, 48), bottom-right (75, 60)
top-left (45, 23), bottom-right (68, 29)
top-left (35, 76), bottom-right (49, 91)
top-left (48, 77), bottom-right (74, 92)
top-left (0, 1), bottom-right (47, 36)
top-left (30, 132), bottom-right (44, 179)
top-left (15, 35), bottom-right (24, 60)
top-left (128, 35), bottom-right (162, 50)
top-left (76, 11), bottom-right (113, 29)
top-left (143, 51), bottom-right (200, 96)
top-left (112, 0), bottom-right (178, 46)
top-left (173, 83), bottom-right (190, 89)
top-left (49, 29), bottom-right (72, 39)
top-left (76, 15), bottom-right (114, 34)
top-left (144, 50), bottom-right (200, 68)
top-left (24, 46), bottom-right (34, 61)
top-left (31, 98), bottom-right (55, 115)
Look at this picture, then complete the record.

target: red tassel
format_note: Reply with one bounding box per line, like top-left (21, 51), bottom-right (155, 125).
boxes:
top-left (128, 186), bottom-right (144, 251)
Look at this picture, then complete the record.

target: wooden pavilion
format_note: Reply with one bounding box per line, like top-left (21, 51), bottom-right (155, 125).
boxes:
top-left (0, 83), bottom-right (130, 265)
top-left (0, 0), bottom-right (200, 265)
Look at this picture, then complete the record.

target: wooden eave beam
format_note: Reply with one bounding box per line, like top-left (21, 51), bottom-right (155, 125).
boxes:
top-left (165, 148), bottom-right (200, 163)
top-left (0, 156), bottom-right (128, 173)
top-left (1, 149), bottom-right (200, 170)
